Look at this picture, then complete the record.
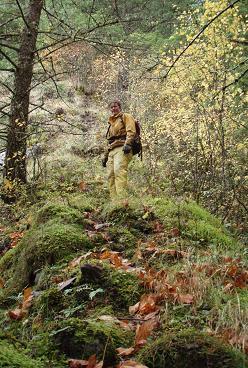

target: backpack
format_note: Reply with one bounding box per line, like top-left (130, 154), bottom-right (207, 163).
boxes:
top-left (132, 119), bottom-right (142, 158)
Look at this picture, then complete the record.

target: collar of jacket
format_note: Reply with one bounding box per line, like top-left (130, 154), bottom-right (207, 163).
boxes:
top-left (109, 112), bottom-right (123, 123)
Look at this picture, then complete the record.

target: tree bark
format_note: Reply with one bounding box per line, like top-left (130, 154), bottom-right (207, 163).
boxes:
top-left (5, 0), bottom-right (43, 184)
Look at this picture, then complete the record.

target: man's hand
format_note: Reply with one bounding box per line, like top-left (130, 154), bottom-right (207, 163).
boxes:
top-left (123, 144), bottom-right (132, 154)
top-left (102, 157), bottom-right (108, 167)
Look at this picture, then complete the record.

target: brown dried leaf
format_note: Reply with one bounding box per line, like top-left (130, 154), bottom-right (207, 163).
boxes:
top-left (79, 181), bottom-right (87, 192)
top-left (169, 227), bottom-right (180, 237)
top-left (87, 354), bottom-right (97, 368)
top-left (135, 317), bottom-right (159, 347)
top-left (68, 358), bottom-right (89, 368)
top-left (116, 347), bottom-right (135, 356)
top-left (177, 293), bottom-right (194, 304)
top-left (129, 302), bottom-right (140, 315)
top-left (8, 308), bottom-right (24, 320)
top-left (117, 360), bottom-right (149, 368)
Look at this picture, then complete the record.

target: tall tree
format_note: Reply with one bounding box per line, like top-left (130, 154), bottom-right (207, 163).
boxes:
top-left (4, 0), bottom-right (43, 184)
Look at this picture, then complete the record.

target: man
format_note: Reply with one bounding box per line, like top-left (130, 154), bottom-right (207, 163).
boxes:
top-left (102, 100), bottom-right (136, 200)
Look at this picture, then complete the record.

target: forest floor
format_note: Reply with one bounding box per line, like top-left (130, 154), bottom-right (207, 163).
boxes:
top-left (0, 88), bottom-right (247, 368)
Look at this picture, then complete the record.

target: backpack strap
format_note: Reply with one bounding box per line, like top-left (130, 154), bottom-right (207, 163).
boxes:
top-left (105, 124), bottom-right (111, 139)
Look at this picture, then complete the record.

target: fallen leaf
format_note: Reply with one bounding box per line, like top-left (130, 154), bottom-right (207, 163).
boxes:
top-left (79, 181), bottom-right (87, 192)
top-left (68, 359), bottom-right (88, 368)
top-left (117, 359), bottom-right (149, 367)
top-left (169, 227), bottom-right (180, 237)
top-left (98, 315), bottom-right (119, 323)
top-left (129, 301), bottom-right (140, 315)
top-left (8, 287), bottom-right (33, 320)
top-left (94, 223), bottom-right (111, 230)
top-left (116, 347), bottom-right (135, 356)
top-left (22, 287), bottom-right (33, 312)
top-left (87, 354), bottom-right (97, 368)
top-left (57, 277), bottom-right (77, 291)
top-left (8, 308), bottom-right (24, 320)
top-left (177, 293), bottom-right (194, 304)
top-left (135, 317), bottom-right (159, 347)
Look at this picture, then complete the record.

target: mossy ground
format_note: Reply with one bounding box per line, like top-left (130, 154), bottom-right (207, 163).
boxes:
top-left (0, 128), bottom-right (246, 367)
top-left (0, 338), bottom-right (42, 368)
top-left (138, 329), bottom-right (247, 368)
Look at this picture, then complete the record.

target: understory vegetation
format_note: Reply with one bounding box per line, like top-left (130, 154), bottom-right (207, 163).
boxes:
top-left (0, 0), bottom-right (247, 367)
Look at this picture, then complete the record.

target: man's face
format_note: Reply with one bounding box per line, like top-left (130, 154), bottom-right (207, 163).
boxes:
top-left (110, 103), bottom-right (121, 116)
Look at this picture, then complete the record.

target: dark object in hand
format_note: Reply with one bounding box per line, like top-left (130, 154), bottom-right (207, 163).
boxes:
top-left (102, 157), bottom-right (108, 167)
top-left (123, 144), bottom-right (132, 154)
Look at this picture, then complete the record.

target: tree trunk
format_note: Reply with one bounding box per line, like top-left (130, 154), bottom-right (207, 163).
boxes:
top-left (5, 0), bottom-right (43, 184)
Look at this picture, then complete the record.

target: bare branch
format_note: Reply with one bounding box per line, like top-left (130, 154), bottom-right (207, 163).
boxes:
top-left (0, 48), bottom-right (18, 69)
top-left (0, 41), bottom-right (19, 52)
top-left (15, 0), bottom-right (30, 30)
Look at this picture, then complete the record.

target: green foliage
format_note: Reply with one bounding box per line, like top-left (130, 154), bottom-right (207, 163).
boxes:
top-left (0, 339), bottom-right (42, 368)
top-left (138, 329), bottom-right (247, 368)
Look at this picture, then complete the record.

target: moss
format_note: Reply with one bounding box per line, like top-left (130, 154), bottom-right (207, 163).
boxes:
top-left (106, 267), bottom-right (143, 309)
top-left (138, 329), bottom-right (247, 368)
top-left (186, 220), bottom-right (235, 247)
top-left (52, 317), bottom-right (133, 365)
top-left (36, 203), bottom-right (84, 225)
top-left (184, 201), bottom-right (221, 228)
top-left (148, 197), bottom-right (238, 248)
top-left (101, 203), bottom-right (155, 234)
top-left (107, 226), bottom-right (138, 257)
top-left (68, 193), bottom-right (97, 212)
top-left (3, 220), bottom-right (93, 291)
top-left (34, 287), bottom-right (65, 318)
top-left (78, 261), bottom-right (143, 311)
top-left (0, 340), bottom-right (42, 368)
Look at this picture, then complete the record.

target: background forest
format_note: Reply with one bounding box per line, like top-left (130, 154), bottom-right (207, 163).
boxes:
top-left (0, 0), bottom-right (247, 367)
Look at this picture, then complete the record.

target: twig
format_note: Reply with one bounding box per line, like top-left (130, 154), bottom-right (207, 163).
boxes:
top-left (163, 0), bottom-right (241, 79)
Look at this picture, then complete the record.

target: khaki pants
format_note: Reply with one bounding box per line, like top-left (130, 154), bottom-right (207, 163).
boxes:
top-left (107, 146), bottom-right (133, 200)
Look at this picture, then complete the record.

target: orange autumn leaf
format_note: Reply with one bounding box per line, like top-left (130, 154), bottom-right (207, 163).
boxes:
top-left (138, 294), bottom-right (159, 315)
top-left (8, 287), bottom-right (33, 320)
top-left (79, 181), bottom-right (87, 192)
top-left (9, 231), bottom-right (24, 248)
top-left (135, 317), bottom-right (159, 347)
top-left (0, 278), bottom-right (4, 288)
top-left (87, 354), bottom-right (97, 368)
top-left (8, 308), bottom-right (24, 320)
top-left (110, 253), bottom-right (123, 268)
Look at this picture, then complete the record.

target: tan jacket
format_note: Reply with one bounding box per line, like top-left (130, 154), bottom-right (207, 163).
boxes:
top-left (105, 112), bottom-right (136, 154)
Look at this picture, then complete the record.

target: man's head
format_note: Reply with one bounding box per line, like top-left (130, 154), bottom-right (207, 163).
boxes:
top-left (110, 100), bottom-right (121, 116)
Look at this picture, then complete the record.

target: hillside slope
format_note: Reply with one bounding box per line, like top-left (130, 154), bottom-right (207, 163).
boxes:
top-left (0, 92), bottom-right (247, 368)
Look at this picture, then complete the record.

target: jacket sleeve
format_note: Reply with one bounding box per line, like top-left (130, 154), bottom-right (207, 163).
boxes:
top-left (123, 113), bottom-right (136, 146)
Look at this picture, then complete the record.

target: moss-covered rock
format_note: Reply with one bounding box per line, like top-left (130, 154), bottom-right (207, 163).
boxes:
top-left (78, 261), bottom-right (143, 311)
top-left (2, 220), bottom-right (93, 291)
top-left (0, 340), bottom-right (42, 368)
top-left (52, 317), bottom-right (133, 365)
top-left (36, 203), bottom-right (84, 225)
top-left (101, 203), bottom-right (155, 234)
top-left (138, 329), bottom-right (247, 368)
